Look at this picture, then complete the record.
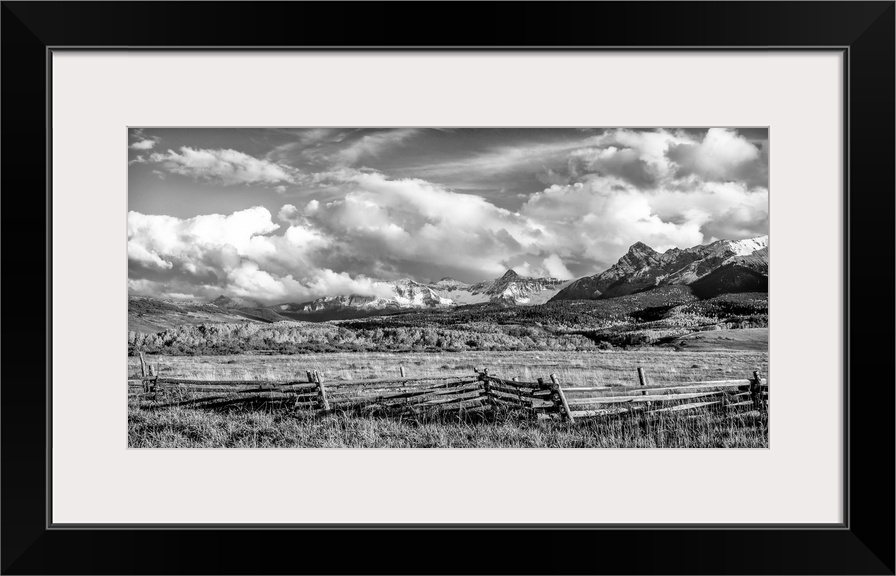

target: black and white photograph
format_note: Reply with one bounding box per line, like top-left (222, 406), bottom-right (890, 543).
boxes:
top-left (128, 127), bottom-right (770, 448)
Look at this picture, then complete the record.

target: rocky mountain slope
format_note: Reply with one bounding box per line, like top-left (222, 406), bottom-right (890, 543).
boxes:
top-left (434, 270), bottom-right (570, 306)
top-left (128, 296), bottom-right (284, 333)
top-left (551, 235), bottom-right (768, 301)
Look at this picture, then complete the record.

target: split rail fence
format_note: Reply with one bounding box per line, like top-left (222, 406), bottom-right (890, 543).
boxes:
top-left (129, 354), bottom-right (768, 424)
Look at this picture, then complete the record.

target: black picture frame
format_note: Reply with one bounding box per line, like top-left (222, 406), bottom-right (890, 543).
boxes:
top-left (2, 2), bottom-right (893, 574)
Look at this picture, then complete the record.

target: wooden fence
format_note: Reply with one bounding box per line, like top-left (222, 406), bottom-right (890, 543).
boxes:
top-left (128, 355), bottom-right (768, 423)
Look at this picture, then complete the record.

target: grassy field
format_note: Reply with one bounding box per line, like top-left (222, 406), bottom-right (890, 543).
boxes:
top-left (129, 404), bottom-right (768, 448)
top-left (129, 345), bottom-right (768, 388)
top-left (128, 347), bottom-right (768, 448)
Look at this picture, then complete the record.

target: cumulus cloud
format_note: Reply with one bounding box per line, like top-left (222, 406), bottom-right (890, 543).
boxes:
top-left (667, 128), bottom-right (767, 187)
top-left (148, 147), bottom-right (302, 185)
top-left (299, 171), bottom-right (552, 282)
top-left (127, 207), bottom-right (280, 276)
top-left (128, 128), bottom-right (769, 302)
top-left (128, 204), bottom-right (410, 303)
top-left (130, 139), bottom-right (157, 150)
top-left (521, 181), bottom-right (706, 271)
top-left (542, 254), bottom-right (574, 280)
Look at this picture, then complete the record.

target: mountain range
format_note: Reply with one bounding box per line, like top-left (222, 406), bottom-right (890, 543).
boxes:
top-left (550, 235), bottom-right (768, 301)
top-left (129, 235), bottom-right (768, 327)
top-left (276, 270), bottom-right (571, 321)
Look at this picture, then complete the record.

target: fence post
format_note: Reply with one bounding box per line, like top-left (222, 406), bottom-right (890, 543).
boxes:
top-left (637, 367), bottom-right (648, 391)
top-left (399, 365), bottom-right (406, 378)
top-left (511, 377), bottom-right (523, 403)
top-left (537, 377), bottom-right (554, 419)
top-left (139, 352), bottom-right (147, 377)
top-left (315, 371), bottom-right (330, 412)
top-left (550, 374), bottom-right (575, 424)
top-left (751, 371), bottom-right (764, 412)
top-left (306, 370), bottom-right (314, 383)
top-left (482, 368), bottom-right (492, 406)
top-left (637, 367), bottom-right (651, 410)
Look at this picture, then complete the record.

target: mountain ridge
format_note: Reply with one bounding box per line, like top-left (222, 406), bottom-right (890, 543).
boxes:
top-left (550, 235), bottom-right (768, 301)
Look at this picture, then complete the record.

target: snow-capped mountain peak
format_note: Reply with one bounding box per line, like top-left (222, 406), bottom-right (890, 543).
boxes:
top-left (551, 235), bottom-right (769, 301)
top-left (275, 270), bottom-right (572, 320)
top-left (720, 235), bottom-right (769, 256)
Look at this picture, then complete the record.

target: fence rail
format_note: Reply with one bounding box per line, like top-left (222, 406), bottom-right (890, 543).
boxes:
top-left (129, 356), bottom-right (768, 423)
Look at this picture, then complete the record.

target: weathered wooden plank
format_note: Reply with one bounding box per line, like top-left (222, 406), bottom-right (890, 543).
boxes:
top-left (342, 394), bottom-right (488, 414)
top-left (648, 400), bottom-right (720, 414)
top-left (567, 391), bottom-right (722, 407)
top-left (490, 387), bottom-right (533, 401)
top-left (415, 390), bottom-right (486, 407)
top-left (569, 406), bottom-right (646, 418)
top-left (333, 382), bottom-right (482, 403)
top-left (161, 385), bottom-right (256, 394)
top-left (331, 384), bottom-right (482, 408)
top-left (160, 383), bottom-right (320, 395)
top-left (489, 384), bottom-right (537, 398)
top-left (153, 378), bottom-right (317, 387)
top-left (326, 374), bottom-right (471, 388)
top-left (326, 381), bottom-right (479, 396)
top-left (277, 384), bottom-right (325, 395)
top-left (397, 385), bottom-right (483, 403)
top-left (490, 393), bottom-right (533, 408)
top-left (561, 380), bottom-right (758, 394)
top-left (482, 376), bottom-right (542, 389)
top-left (327, 379), bottom-right (479, 397)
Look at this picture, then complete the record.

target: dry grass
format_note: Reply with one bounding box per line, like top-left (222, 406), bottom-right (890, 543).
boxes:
top-left (128, 402), bottom-right (768, 448)
top-left (128, 349), bottom-right (768, 448)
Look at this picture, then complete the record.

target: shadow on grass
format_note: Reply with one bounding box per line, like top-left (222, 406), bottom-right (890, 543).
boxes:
top-left (136, 391), bottom-right (541, 426)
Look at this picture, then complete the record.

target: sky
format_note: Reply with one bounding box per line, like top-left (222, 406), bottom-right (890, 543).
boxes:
top-left (128, 127), bottom-right (769, 304)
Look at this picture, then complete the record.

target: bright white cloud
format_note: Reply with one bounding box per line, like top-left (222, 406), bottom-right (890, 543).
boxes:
top-left (542, 254), bottom-right (574, 279)
top-left (667, 128), bottom-right (764, 184)
top-left (128, 204), bottom-right (416, 303)
top-left (130, 139), bottom-right (157, 150)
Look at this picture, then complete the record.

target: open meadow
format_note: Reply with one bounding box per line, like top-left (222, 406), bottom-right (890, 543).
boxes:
top-left (127, 343), bottom-right (768, 387)
top-left (128, 345), bottom-right (769, 448)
